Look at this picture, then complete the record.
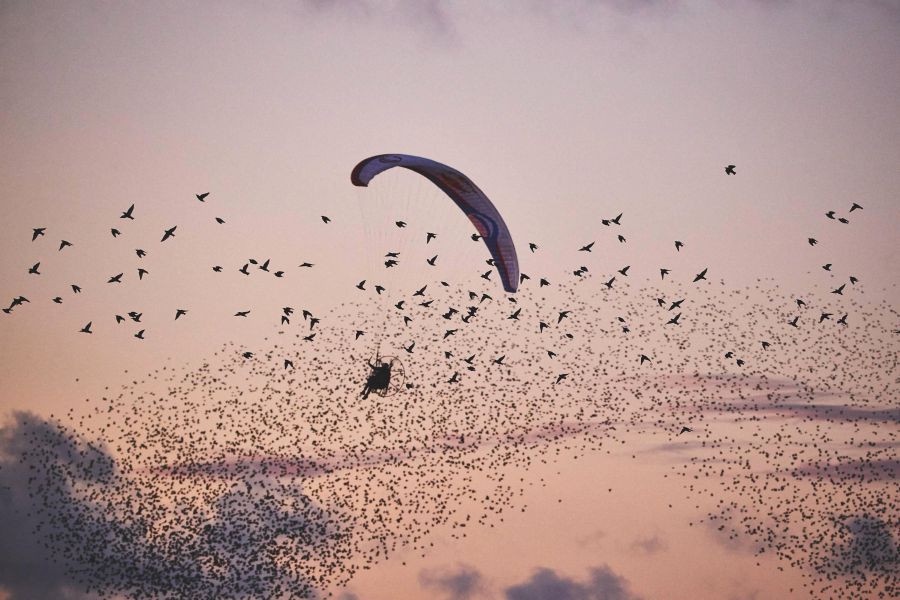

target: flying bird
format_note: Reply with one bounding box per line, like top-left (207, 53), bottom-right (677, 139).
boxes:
top-left (107, 273), bottom-right (123, 284)
top-left (175, 309), bottom-right (187, 320)
top-left (80, 322), bottom-right (93, 334)
top-left (321, 215), bottom-right (331, 223)
top-left (849, 202), bottom-right (863, 212)
top-left (161, 226), bottom-right (177, 242)
top-left (529, 242), bottom-right (538, 252)
top-left (426, 232), bottom-right (437, 243)
top-left (32, 228), bottom-right (46, 241)
top-left (111, 228), bottom-right (121, 238)
top-left (28, 262), bottom-right (40, 275)
top-left (693, 268), bottom-right (708, 282)
top-left (196, 193), bottom-right (209, 201)
top-left (579, 242), bottom-right (594, 252)
top-left (234, 310), bottom-right (250, 317)
top-left (675, 241), bottom-right (684, 251)
top-left (121, 204), bottom-right (135, 219)
top-left (59, 240), bottom-right (72, 251)
top-left (725, 165), bottom-right (736, 175)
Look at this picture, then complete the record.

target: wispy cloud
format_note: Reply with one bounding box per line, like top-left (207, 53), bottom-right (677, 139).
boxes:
top-left (419, 563), bottom-right (491, 600)
top-left (504, 565), bottom-right (642, 600)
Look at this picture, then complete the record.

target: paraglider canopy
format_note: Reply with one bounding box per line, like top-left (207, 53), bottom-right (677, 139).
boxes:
top-left (351, 154), bottom-right (519, 293)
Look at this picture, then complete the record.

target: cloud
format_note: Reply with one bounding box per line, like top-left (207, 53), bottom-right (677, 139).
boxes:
top-left (419, 563), bottom-right (490, 600)
top-left (575, 529), bottom-right (607, 548)
top-left (504, 565), bottom-right (641, 600)
top-left (0, 411), bottom-right (339, 600)
top-left (629, 534), bottom-right (667, 554)
top-left (0, 412), bottom-right (99, 600)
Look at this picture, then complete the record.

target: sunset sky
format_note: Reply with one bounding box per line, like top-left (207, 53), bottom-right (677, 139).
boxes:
top-left (1, 2), bottom-right (898, 599)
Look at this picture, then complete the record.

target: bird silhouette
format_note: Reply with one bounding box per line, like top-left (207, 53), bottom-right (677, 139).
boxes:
top-left (693, 268), bottom-right (708, 282)
top-left (59, 240), bottom-right (72, 251)
top-left (725, 165), bottom-right (736, 175)
top-left (161, 226), bottom-right (177, 242)
top-left (28, 262), bottom-right (40, 275)
top-left (579, 242), bottom-right (594, 252)
top-left (32, 227), bottom-right (46, 241)
top-left (79, 322), bottom-right (92, 334)
top-left (120, 204), bottom-right (135, 219)
top-left (196, 192), bottom-right (209, 201)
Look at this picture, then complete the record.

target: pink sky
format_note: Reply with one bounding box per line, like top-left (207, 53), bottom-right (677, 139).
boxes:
top-left (1, 2), bottom-right (898, 599)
